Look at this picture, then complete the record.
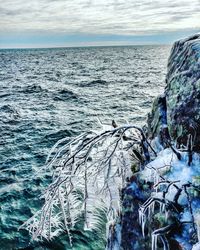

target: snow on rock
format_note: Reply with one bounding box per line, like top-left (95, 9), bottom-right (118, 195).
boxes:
top-left (143, 148), bottom-right (200, 186)
top-left (192, 242), bottom-right (200, 250)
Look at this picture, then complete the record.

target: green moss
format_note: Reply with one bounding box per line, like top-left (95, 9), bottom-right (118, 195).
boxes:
top-left (154, 213), bottom-right (167, 226)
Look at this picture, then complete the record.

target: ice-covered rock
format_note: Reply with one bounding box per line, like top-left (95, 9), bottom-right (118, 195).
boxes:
top-left (108, 34), bottom-right (200, 250)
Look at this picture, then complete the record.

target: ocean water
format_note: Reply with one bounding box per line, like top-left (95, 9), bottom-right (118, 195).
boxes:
top-left (0, 45), bottom-right (170, 250)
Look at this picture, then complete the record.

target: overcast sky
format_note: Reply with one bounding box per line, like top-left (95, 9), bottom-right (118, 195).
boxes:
top-left (0, 0), bottom-right (200, 48)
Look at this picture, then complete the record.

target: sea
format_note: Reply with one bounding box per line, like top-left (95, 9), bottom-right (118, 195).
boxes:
top-left (0, 45), bottom-right (170, 250)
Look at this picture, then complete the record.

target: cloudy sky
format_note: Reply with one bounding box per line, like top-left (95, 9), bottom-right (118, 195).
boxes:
top-left (0, 0), bottom-right (200, 48)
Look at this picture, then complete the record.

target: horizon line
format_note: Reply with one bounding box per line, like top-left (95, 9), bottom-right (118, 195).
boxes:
top-left (0, 43), bottom-right (171, 50)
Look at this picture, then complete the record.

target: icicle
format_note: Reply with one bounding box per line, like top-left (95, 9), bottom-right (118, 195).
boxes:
top-left (160, 235), bottom-right (169, 250)
top-left (139, 207), bottom-right (146, 238)
top-left (160, 203), bottom-right (165, 214)
top-left (141, 214), bottom-right (146, 238)
top-left (159, 203), bottom-right (162, 214)
top-left (195, 214), bottom-right (200, 242)
top-left (152, 234), bottom-right (158, 250)
top-left (197, 226), bottom-right (200, 243)
top-left (139, 209), bottom-right (142, 225)
top-left (165, 210), bottom-right (168, 221)
top-left (148, 204), bottom-right (151, 218)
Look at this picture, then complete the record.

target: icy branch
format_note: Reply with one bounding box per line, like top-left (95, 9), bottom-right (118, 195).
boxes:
top-left (20, 122), bottom-right (155, 243)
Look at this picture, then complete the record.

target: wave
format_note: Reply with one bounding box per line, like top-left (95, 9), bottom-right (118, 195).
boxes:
top-left (0, 105), bottom-right (20, 124)
top-left (0, 104), bottom-right (19, 115)
top-left (53, 89), bottom-right (79, 101)
top-left (81, 79), bottom-right (108, 87)
top-left (23, 84), bottom-right (44, 94)
top-left (0, 93), bottom-right (11, 98)
top-left (42, 129), bottom-right (74, 144)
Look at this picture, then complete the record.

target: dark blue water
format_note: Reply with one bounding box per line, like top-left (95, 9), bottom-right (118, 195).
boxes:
top-left (0, 45), bottom-right (170, 250)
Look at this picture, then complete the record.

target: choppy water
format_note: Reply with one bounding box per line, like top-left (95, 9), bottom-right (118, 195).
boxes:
top-left (0, 45), bottom-right (170, 250)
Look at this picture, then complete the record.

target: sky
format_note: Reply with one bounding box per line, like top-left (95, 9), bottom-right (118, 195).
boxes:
top-left (0, 0), bottom-right (200, 48)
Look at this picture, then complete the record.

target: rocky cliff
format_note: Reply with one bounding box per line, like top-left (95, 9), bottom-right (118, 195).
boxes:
top-left (148, 34), bottom-right (200, 151)
top-left (107, 34), bottom-right (200, 250)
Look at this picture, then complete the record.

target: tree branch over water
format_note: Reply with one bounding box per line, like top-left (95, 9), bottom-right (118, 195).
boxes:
top-left (20, 122), bottom-right (155, 244)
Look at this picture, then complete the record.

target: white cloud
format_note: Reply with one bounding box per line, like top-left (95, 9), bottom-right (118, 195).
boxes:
top-left (0, 0), bottom-right (200, 35)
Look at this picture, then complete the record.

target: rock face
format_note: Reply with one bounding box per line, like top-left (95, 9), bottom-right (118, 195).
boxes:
top-left (148, 34), bottom-right (200, 151)
top-left (107, 34), bottom-right (200, 250)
